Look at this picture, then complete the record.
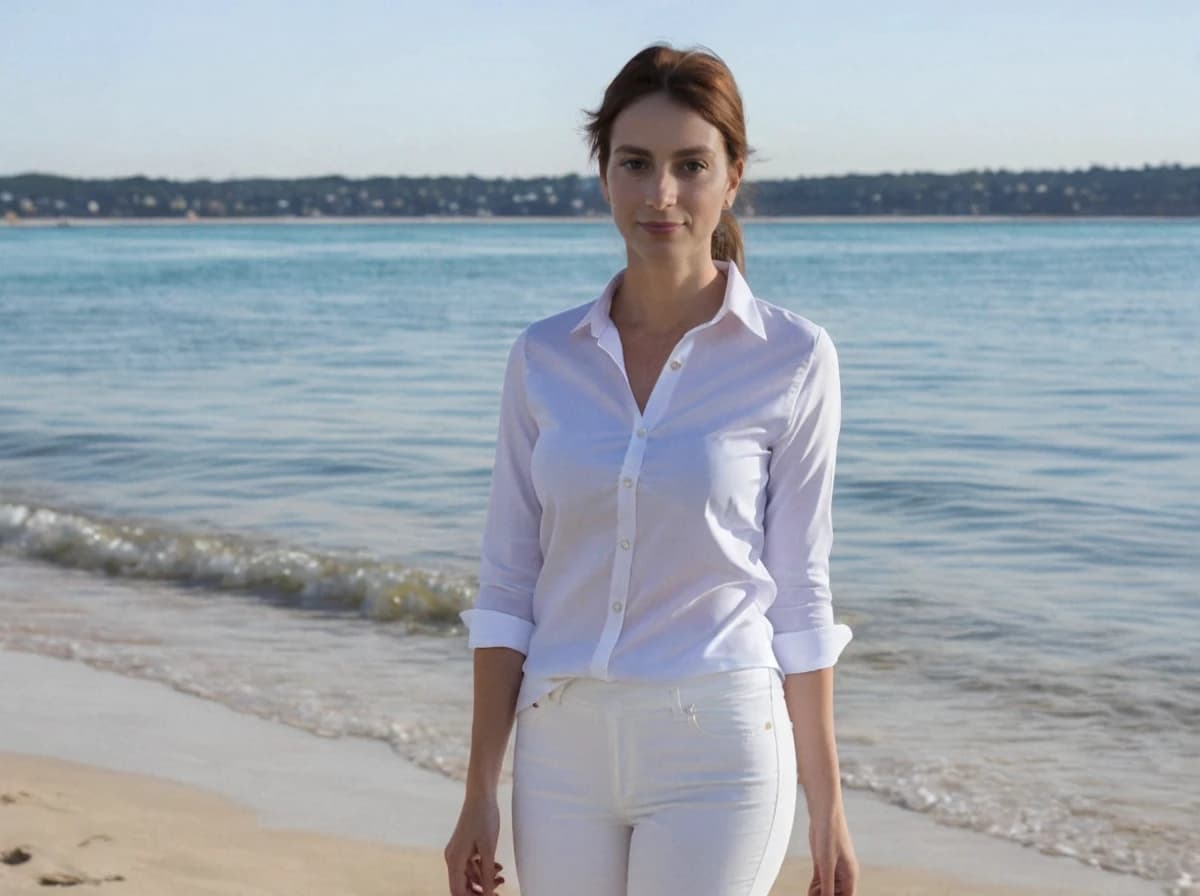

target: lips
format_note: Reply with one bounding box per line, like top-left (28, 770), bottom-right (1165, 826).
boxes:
top-left (640, 221), bottom-right (681, 233)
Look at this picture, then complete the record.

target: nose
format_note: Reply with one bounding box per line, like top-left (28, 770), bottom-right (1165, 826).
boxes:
top-left (644, 170), bottom-right (677, 210)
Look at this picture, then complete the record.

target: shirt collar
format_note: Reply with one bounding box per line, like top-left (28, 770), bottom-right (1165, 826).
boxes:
top-left (569, 259), bottom-right (768, 342)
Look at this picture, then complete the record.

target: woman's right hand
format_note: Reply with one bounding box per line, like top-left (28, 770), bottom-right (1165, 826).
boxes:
top-left (444, 792), bottom-right (506, 895)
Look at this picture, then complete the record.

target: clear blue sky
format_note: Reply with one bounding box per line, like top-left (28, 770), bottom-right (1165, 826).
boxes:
top-left (4, 0), bottom-right (1198, 181)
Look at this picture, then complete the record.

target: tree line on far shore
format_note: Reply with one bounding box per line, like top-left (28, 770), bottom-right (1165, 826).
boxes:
top-left (2, 165), bottom-right (1197, 220)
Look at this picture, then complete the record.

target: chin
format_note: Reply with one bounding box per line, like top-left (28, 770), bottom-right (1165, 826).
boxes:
top-left (632, 238), bottom-right (689, 257)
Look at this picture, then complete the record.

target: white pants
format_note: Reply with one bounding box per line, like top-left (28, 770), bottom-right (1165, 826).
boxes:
top-left (512, 666), bottom-right (797, 896)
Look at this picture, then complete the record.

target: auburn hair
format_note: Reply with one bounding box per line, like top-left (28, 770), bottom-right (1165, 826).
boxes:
top-left (583, 43), bottom-right (752, 271)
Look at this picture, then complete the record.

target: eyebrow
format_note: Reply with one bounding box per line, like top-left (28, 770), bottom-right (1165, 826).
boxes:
top-left (612, 144), bottom-right (716, 158)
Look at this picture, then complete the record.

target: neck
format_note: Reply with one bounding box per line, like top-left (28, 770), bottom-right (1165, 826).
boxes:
top-left (611, 253), bottom-right (726, 336)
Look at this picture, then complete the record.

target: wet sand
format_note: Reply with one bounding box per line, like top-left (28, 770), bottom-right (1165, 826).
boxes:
top-left (0, 650), bottom-right (1159, 895)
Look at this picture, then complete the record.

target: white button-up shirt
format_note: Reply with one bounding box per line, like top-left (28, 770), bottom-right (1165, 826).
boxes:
top-left (460, 259), bottom-right (853, 712)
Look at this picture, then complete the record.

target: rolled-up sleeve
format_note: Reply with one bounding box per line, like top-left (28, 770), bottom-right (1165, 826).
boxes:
top-left (458, 329), bottom-right (541, 655)
top-left (762, 326), bottom-right (853, 673)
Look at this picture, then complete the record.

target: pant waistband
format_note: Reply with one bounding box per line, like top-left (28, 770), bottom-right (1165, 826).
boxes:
top-left (540, 666), bottom-right (782, 712)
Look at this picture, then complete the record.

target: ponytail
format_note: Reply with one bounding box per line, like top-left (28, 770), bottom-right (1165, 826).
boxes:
top-left (711, 208), bottom-right (745, 272)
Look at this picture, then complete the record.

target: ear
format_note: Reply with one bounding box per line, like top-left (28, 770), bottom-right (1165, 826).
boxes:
top-left (725, 158), bottom-right (744, 209)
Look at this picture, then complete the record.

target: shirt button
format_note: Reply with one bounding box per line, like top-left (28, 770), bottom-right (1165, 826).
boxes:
top-left (612, 601), bottom-right (623, 612)
top-left (669, 359), bottom-right (682, 370)
top-left (622, 477), bottom-right (633, 487)
top-left (636, 427), bottom-right (646, 438)
top-left (620, 539), bottom-right (631, 550)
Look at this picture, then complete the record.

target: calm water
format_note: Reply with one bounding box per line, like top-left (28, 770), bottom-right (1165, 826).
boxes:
top-left (2, 220), bottom-right (1197, 893)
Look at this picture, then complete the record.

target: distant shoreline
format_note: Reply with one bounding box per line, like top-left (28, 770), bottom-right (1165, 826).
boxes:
top-left (7, 214), bottom-right (1196, 228)
top-left (8, 166), bottom-right (1196, 218)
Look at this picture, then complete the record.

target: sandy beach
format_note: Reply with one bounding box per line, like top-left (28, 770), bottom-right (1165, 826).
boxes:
top-left (0, 649), bottom-right (1159, 896)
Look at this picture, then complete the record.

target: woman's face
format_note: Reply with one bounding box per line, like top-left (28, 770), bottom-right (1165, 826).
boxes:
top-left (601, 91), bottom-right (742, 267)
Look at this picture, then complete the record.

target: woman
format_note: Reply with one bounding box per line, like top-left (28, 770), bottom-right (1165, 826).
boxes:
top-left (445, 43), bottom-right (858, 896)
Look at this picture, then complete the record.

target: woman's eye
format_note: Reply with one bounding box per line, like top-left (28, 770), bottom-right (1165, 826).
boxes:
top-left (618, 158), bottom-right (705, 173)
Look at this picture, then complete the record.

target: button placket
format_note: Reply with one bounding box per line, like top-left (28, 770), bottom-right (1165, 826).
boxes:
top-left (587, 334), bottom-right (698, 680)
top-left (590, 422), bottom-right (644, 677)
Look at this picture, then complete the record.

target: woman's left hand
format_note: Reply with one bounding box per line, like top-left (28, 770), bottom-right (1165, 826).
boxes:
top-left (807, 802), bottom-right (859, 895)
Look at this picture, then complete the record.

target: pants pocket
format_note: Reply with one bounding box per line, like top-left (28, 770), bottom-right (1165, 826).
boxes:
top-left (678, 673), bottom-right (784, 741)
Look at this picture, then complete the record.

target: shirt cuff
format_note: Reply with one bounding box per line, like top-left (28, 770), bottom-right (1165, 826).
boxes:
top-left (459, 608), bottom-right (535, 655)
top-left (772, 623), bottom-right (853, 674)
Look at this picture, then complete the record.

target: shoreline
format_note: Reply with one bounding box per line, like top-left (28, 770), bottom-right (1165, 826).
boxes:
top-left (5, 213), bottom-right (1196, 227)
top-left (0, 648), bottom-right (1161, 895)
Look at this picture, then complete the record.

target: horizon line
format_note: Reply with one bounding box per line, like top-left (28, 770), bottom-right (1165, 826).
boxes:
top-left (3, 161), bottom-right (1199, 183)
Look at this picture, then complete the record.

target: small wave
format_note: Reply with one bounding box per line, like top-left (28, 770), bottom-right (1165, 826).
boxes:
top-left (840, 757), bottom-right (1196, 889)
top-left (0, 499), bottom-right (473, 626)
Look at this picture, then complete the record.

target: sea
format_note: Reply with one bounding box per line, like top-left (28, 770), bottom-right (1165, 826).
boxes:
top-left (1, 218), bottom-right (1197, 894)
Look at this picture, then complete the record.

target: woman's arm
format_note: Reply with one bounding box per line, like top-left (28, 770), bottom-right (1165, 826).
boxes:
top-left (761, 326), bottom-right (852, 682)
top-left (465, 646), bottom-right (525, 799)
top-left (447, 646), bottom-right (521, 896)
top-left (764, 326), bottom-right (858, 893)
top-left (785, 664), bottom-right (859, 895)
top-left (459, 328), bottom-right (541, 658)
top-left (761, 323), bottom-right (853, 811)
top-left (447, 328), bottom-right (540, 896)
top-left (459, 326), bottom-right (542, 796)
top-left (783, 666), bottom-right (842, 813)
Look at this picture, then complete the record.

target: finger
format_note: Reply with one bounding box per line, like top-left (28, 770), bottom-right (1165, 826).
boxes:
top-left (467, 857), bottom-right (492, 895)
top-left (462, 852), bottom-right (485, 892)
top-left (479, 848), bottom-right (497, 896)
